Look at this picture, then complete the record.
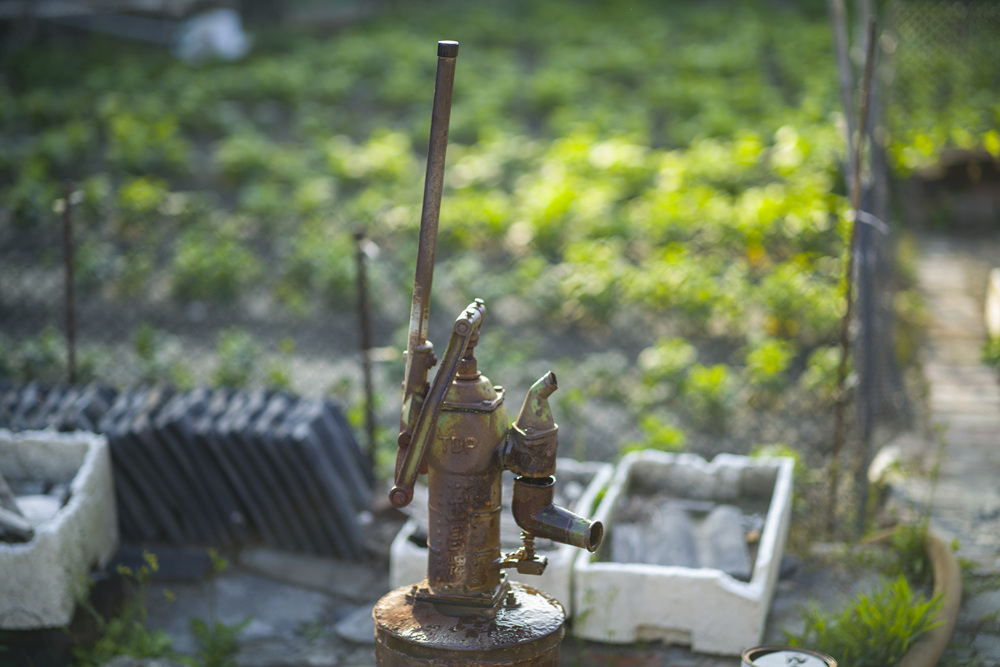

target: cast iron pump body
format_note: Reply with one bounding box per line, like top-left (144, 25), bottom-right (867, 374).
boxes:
top-left (374, 300), bottom-right (604, 666)
top-left (371, 40), bottom-right (603, 667)
top-left (391, 299), bottom-right (603, 601)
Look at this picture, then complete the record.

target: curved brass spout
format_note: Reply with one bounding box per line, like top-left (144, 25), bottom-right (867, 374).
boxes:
top-left (511, 476), bottom-right (603, 552)
top-left (516, 371), bottom-right (557, 431)
top-left (503, 371), bottom-right (560, 479)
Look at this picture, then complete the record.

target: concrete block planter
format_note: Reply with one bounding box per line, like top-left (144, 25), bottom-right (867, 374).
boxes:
top-left (0, 429), bottom-right (119, 629)
top-left (572, 450), bottom-right (793, 656)
top-left (389, 458), bottom-right (612, 615)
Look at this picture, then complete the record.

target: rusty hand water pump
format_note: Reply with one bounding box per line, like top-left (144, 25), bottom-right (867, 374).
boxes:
top-left (372, 41), bottom-right (603, 666)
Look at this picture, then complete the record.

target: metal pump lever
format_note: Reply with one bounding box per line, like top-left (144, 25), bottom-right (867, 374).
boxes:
top-left (399, 40), bottom-right (459, 448)
top-left (390, 300), bottom-right (485, 508)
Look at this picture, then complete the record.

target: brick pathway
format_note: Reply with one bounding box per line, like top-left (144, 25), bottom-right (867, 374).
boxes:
top-left (896, 233), bottom-right (1000, 665)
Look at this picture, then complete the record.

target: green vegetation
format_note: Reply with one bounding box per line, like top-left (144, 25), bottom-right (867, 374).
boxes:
top-left (886, 1), bottom-right (1000, 174)
top-left (982, 335), bottom-right (1000, 372)
top-left (0, 327), bottom-right (103, 385)
top-left (0, 0), bottom-right (991, 469)
top-left (74, 550), bottom-right (249, 667)
top-left (785, 574), bottom-right (942, 667)
top-left (74, 553), bottom-right (173, 666)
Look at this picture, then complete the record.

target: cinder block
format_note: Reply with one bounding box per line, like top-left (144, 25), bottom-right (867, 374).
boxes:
top-left (571, 451), bottom-right (793, 656)
top-left (0, 430), bottom-right (119, 629)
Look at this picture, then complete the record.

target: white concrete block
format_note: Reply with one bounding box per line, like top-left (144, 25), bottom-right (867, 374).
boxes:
top-left (389, 458), bottom-right (612, 616)
top-left (572, 450), bottom-right (793, 656)
top-left (0, 430), bottom-right (119, 629)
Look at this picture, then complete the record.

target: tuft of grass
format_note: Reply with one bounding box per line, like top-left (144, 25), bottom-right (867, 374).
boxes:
top-left (73, 549), bottom-right (250, 667)
top-left (186, 616), bottom-right (251, 667)
top-left (74, 551), bottom-right (175, 667)
top-left (784, 575), bottom-right (942, 667)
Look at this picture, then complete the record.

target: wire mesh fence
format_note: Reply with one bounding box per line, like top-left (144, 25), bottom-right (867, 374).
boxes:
top-left (0, 199), bottom-right (380, 394)
top-left (2, 1), bottom-right (994, 483)
top-left (886, 0), bottom-right (1000, 138)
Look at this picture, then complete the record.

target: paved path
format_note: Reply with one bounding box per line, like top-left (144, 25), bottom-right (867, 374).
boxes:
top-left (893, 233), bottom-right (1000, 665)
top-left (900, 234), bottom-right (1000, 567)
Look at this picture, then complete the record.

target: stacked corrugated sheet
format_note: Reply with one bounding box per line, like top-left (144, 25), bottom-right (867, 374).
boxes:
top-left (0, 382), bottom-right (372, 559)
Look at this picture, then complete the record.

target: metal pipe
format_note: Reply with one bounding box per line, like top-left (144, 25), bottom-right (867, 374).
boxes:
top-left (354, 228), bottom-right (376, 477)
top-left (511, 476), bottom-right (603, 553)
top-left (61, 180), bottom-right (76, 385)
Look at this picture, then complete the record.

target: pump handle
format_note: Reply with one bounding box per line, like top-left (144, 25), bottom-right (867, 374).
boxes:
top-left (391, 300), bottom-right (484, 508)
top-left (399, 40), bottom-right (460, 443)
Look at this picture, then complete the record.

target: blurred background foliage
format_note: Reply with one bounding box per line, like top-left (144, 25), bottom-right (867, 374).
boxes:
top-left (0, 0), bottom-right (997, 468)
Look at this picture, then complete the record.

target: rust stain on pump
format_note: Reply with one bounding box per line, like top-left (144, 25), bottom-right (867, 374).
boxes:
top-left (373, 40), bottom-right (603, 666)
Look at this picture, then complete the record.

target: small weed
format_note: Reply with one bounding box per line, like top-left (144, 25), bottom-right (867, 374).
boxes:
top-left (888, 522), bottom-right (933, 587)
top-left (211, 329), bottom-right (260, 389)
top-left (74, 551), bottom-right (176, 667)
top-left (72, 549), bottom-right (250, 667)
top-left (296, 619), bottom-right (331, 643)
top-left (185, 616), bottom-right (251, 667)
top-left (982, 336), bottom-right (1000, 371)
top-left (133, 322), bottom-right (195, 389)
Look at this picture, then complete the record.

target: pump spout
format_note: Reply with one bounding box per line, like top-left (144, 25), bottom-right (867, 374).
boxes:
top-left (511, 476), bottom-right (603, 552)
top-left (517, 371), bottom-right (557, 431)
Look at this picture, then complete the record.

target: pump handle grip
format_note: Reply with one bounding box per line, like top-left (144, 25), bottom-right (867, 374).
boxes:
top-left (391, 300), bottom-right (485, 508)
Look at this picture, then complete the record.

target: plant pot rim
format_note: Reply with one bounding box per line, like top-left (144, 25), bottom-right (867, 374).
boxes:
top-left (867, 528), bottom-right (962, 667)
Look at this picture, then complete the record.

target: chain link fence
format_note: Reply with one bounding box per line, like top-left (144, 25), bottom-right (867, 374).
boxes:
top-left (3, 2), bottom-right (996, 477)
top-left (886, 0), bottom-right (1000, 133)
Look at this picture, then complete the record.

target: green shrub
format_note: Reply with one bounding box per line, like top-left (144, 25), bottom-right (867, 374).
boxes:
top-left (1, 171), bottom-right (61, 228)
top-left (8, 328), bottom-right (65, 384)
top-left (105, 111), bottom-right (190, 175)
top-left (188, 616), bottom-right (250, 667)
top-left (744, 337), bottom-right (796, 393)
top-left (555, 239), bottom-right (629, 325)
top-left (273, 224), bottom-right (354, 313)
top-left (133, 323), bottom-right (194, 389)
top-left (623, 413), bottom-right (687, 455)
top-left (115, 175), bottom-right (170, 242)
top-left (681, 363), bottom-right (738, 431)
top-left (637, 337), bottom-right (697, 388)
top-left (211, 329), bottom-right (260, 389)
top-left (798, 345), bottom-right (843, 404)
top-left (214, 130), bottom-right (279, 184)
top-left (171, 225), bottom-right (262, 303)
